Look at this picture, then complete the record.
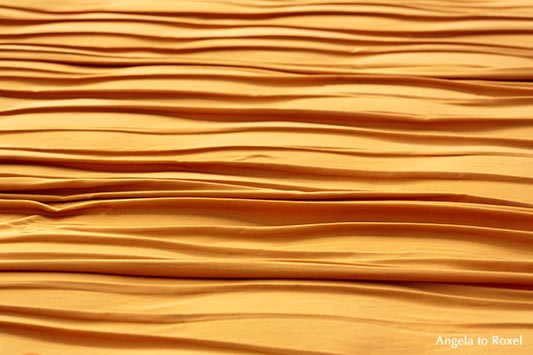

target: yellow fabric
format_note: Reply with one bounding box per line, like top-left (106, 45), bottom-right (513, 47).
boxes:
top-left (1, 0), bottom-right (532, 354)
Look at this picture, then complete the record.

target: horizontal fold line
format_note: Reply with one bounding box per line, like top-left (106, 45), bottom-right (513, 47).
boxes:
top-left (1, 260), bottom-right (532, 285)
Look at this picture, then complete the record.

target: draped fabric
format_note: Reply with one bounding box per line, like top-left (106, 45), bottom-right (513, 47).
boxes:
top-left (1, 1), bottom-right (532, 354)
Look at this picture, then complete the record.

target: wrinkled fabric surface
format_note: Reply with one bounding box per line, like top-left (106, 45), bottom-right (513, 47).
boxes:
top-left (1, 0), bottom-right (532, 354)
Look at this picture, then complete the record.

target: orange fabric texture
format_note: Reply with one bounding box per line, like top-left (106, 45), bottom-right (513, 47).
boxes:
top-left (1, 0), bottom-right (532, 354)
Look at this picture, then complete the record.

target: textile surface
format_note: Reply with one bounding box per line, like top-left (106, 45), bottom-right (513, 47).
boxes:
top-left (1, 1), bottom-right (532, 354)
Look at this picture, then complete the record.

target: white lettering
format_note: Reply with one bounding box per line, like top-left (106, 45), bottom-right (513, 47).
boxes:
top-left (492, 335), bottom-right (523, 346)
top-left (435, 336), bottom-right (473, 348)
